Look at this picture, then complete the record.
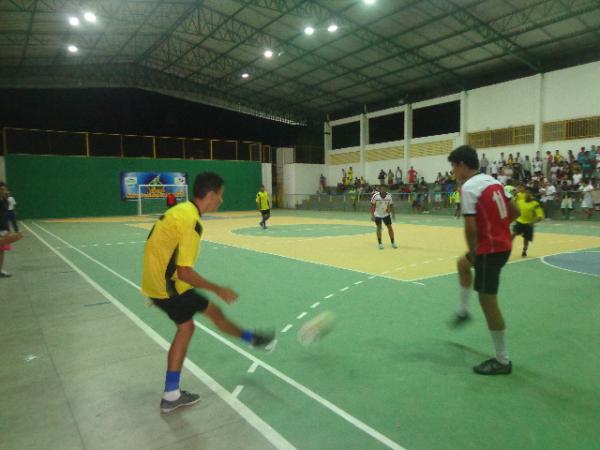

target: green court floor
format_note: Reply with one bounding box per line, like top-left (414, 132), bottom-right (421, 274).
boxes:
top-left (4, 210), bottom-right (599, 450)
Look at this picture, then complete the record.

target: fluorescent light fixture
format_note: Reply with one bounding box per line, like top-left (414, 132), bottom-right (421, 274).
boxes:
top-left (241, 73), bottom-right (249, 79)
top-left (67, 45), bottom-right (78, 53)
top-left (327, 24), bottom-right (338, 32)
top-left (83, 12), bottom-right (97, 22)
top-left (304, 26), bottom-right (315, 35)
top-left (68, 16), bottom-right (80, 26)
top-left (264, 49), bottom-right (273, 58)
top-left (364, 0), bottom-right (376, 4)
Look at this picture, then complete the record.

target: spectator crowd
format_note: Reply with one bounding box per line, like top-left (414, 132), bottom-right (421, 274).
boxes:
top-left (319, 144), bottom-right (600, 219)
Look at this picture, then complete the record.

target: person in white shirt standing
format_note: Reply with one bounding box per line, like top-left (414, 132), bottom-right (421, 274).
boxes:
top-left (579, 180), bottom-right (595, 220)
top-left (539, 181), bottom-right (557, 219)
top-left (6, 191), bottom-right (18, 232)
top-left (370, 186), bottom-right (398, 250)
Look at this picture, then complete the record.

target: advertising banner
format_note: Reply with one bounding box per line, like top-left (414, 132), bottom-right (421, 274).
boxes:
top-left (120, 172), bottom-right (187, 200)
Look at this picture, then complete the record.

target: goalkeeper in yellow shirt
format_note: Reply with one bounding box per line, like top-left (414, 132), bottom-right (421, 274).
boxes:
top-left (512, 186), bottom-right (544, 257)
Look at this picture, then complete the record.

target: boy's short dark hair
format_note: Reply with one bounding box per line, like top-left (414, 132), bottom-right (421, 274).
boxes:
top-left (193, 172), bottom-right (224, 199)
top-left (448, 145), bottom-right (480, 170)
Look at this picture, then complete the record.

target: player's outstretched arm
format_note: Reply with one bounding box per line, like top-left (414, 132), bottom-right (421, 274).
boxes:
top-left (177, 266), bottom-right (239, 304)
top-left (508, 201), bottom-right (520, 222)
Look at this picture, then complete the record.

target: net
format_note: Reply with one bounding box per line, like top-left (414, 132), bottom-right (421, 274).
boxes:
top-left (137, 184), bottom-right (189, 216)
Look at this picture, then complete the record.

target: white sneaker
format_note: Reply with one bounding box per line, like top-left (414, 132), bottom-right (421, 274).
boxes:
top-left (0, 271), bottom-right (11, 278)
top-left (378, 243), bottom-right (384, 250)
top-left (391, 243), bottom-right (398, 249)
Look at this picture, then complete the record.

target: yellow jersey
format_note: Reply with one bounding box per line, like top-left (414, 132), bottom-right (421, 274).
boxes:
top-left (141, 201), bottom-right (203, 299)
top-left (256, 191), bottom-right (270, 210)
top-left (515, 191), bottom-right (527, 203)
top-left (451, 190), bottom-right (461, 204)
top-left (516, 198), bottom-right (544, 224)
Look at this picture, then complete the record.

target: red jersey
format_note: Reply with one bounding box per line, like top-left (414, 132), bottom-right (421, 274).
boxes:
top-left (461, 174), bottom-right (512, 255)
top-left (408, 169), bottom-right (417, 183)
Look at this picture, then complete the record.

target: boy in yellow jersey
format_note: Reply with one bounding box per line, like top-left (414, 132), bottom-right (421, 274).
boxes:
top-left (451, 187), bottom-right (461, 218)
top-left (512, 186), bottom-right (544, 257)
top-left (256, 184), bottom-right (270, 229)
top-left (142, 173), bottom-right (274, 414)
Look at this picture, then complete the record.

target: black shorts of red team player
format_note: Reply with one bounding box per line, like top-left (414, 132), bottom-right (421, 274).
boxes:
top-left (374, 216), bottom-right (392, 226)
top-left (152, 289), bottom-right (209, 324)
top-left (466, 251), bottom-right (511, 295)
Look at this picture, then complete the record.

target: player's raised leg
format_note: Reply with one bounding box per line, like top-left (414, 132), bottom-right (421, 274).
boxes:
top-left (450, 253), bottom-right (473, 327)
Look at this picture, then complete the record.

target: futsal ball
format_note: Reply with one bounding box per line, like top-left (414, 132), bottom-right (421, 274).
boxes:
top-left (298, 311), bottom-right (336, 346)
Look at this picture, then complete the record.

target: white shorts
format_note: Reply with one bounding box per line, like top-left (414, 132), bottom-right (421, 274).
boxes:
top-left (561, 198), bottom-right (573, 209)
top-left (581, 199), bottom-right (593, 209)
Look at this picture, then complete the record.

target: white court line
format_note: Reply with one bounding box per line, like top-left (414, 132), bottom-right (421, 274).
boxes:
top-left (30, 221), bottom-right (405, 450)
top-left (297, 312), bottom-right (307, 320)
top-left (248, 362), bottom-right (259, 373)
top-left (24, 223), bottom-right (294, 450)
top-left (339, 286), bottom-right (349, 292)
top-left (540, 252), bottom-right (600, 278)
top-left (213, 237), bottom-right (411, 284)
top-left (310, 302), bottom-right (320, 309)
top-left (281, 324), bottom-right (293, 333)
top-left (406, 245), bottom-right (600, 282)
top-left (353, 281), bottom-right (363, 285)
top-left (324, 294), bottom-right (334, 299)
top-left (232, 385), bottom-right (244, 398)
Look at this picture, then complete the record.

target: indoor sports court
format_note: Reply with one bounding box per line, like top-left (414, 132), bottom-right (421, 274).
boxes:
top-left (2, 1), bottom-right (600, 449)
top-left (3, 209), bottom-right (600, 449)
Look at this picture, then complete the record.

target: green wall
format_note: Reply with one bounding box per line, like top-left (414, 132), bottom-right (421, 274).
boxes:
top-left (5, 154), bottom-right (262, 219)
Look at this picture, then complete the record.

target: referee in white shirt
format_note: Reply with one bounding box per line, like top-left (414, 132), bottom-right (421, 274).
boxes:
top-left (370, 186), bottom-right (398, 250)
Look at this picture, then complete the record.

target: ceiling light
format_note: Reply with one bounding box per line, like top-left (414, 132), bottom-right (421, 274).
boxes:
top-left (264, 49), bottom-right (273, 58)
top-left (304, 26), bottom-right (315, 35)
top-left (241, 73), bottom-right (249, 79)
top-left (364, 0), bottom-right (376, 4)
top-left (68, 16), bottom-right (80, 26)
top-left (67, 45), bottom-right (78, 53)
top-left (83, 12), bottom-right (97, 22)
top-left (327, 24), bottom-right (338, 33)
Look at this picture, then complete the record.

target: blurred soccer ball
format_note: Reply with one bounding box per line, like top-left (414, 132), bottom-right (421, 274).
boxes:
top-left (298, 311), bottom-right (336, 346)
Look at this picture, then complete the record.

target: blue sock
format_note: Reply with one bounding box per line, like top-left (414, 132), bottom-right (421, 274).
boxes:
top-left (241, 330), bottom-right (254, 343)
top-left (165, 371), bottom-right (180, 392)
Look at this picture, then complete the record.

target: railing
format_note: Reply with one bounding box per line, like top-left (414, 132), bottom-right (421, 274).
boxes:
top-left (1, 126), bottom-right (272, 162)
top-left (543, 115), bottom-right (600, 142)
top-left (283, 190), bottom-right (600, 220)
top-left (468, 125), bottom-right (535, 149)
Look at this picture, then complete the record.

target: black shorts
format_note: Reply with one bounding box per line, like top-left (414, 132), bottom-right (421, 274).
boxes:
top-left (473, 251), bottom-right (511, 295)
top-left (261, 209), bottom-right (270, 216)
top-left (374, 216), bottom-right (392, 226)
top-left (152, 289), bottom-right (209, 324)
top-left (512, 221), bottom-right (534, 241)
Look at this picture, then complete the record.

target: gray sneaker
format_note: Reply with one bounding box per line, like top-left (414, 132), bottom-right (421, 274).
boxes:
top-left (160, 390), bottom-right (200, 414)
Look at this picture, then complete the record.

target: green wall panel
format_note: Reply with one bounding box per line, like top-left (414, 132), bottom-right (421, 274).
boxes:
top-left (5, 154), bottom-right (261, 219)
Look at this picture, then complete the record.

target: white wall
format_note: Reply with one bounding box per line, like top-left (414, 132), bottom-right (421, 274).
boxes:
top-left (543, 61), bottom-right (600, 121)
top-left (365, 160), bottom-right (404, 185)
top-left (466, 76), bottom-right (538, 131)
top-left (283, 163), bottom-right (325, 208)
top-left (326, 146), bottom-right (360, 186)
top-left (325, 61), bottom-right (600, 183)
top-left (261, 163), bottom-right (272, 197)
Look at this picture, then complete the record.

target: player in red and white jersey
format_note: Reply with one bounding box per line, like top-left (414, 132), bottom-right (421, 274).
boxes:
top-left (448, 145), bottom-right (520, 375)
top-left (370, 186), bottom-right (398, 250)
